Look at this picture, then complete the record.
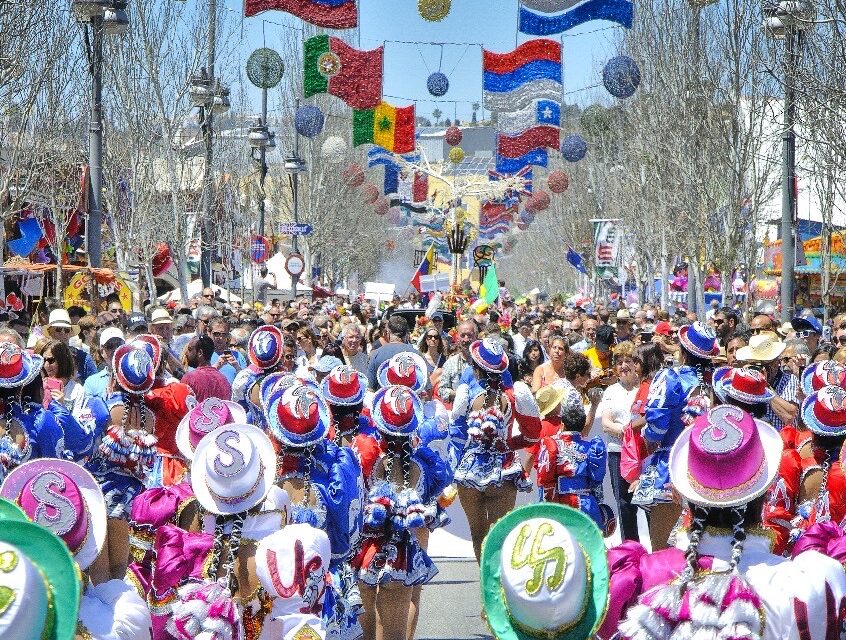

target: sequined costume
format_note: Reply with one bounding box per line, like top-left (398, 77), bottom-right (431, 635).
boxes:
top-left (448, 380), bottom-right (542, 491)
top-left (0, 399), bottom-right (66, 482)
top-left (536, 431), bottom-right (607, 528)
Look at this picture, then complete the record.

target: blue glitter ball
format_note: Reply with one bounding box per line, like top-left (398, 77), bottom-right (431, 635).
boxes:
top-left (427, 72), bottom-right (449, 97)
top-left (561, 134), bottom-right (588, 162)
top-left (603, 55), bottom-right (641, 99)
top-left (294, 105), bottom-right (324, 138)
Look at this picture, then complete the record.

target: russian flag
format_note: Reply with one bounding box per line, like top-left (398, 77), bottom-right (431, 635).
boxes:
top-left (483, 40), bottom-right (562, 112)
top-left (519, 0), bottom-right (634, 35)
top-left (496, 149), bottom-right (548, 174)
top-left (410, 243), bottom-right (436, 293)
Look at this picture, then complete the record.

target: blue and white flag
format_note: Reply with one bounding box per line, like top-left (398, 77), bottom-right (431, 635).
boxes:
top-left (497, 100), bottom-right (561, 136)
top-left (519, 0), bottom-right (634, 35)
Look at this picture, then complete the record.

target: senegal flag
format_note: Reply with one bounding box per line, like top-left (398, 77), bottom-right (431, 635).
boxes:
top-left (353, 101), bottom-right (416, 154)
top-left (303, 35), bottom-right (383, 110)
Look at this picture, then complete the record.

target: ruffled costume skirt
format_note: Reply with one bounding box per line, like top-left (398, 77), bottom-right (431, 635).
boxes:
top-left (86, 457), bottom-right (145, 520)
top-left (353, 527), bottom-right (438, 587)
top-left (453, 446), bottom-right (531, 492)
top-left (324, 561), bottom-right (364, 640)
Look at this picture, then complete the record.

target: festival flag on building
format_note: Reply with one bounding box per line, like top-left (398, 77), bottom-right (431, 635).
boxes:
top-left (353, 101), bottom-right (415, 153)
top-left (518, 0), bottom-right (634, 35)
top-left (483, 39), bottom-right (561, 112)
top-left (303, 35), bottom-right (383, 109)
top-left (410, 242), bottom-right (436, 293)
top-left (244, 0), bottom-right (358, 28)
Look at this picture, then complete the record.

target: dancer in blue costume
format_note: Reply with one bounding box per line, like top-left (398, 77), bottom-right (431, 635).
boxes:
top-left (266, 381), bottom-right (365, 640)
top-left (632, 321), bottom-right (717, 550)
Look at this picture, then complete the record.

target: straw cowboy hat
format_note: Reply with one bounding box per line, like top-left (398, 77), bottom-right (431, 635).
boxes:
top-left (735, 332), bottom-right (786, 363)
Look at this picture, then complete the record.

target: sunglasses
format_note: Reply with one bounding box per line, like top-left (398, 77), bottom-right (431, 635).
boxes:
top-left (713, 318), bottom-right (725, 325)
top-left (211, 331), bottom-right (228, 338)
top-left (109, 308), bottom-right (122, 314)
top-left (750, 327), bottom-right (770, 334)
top-left (796, 329), bottom-right (817, 338)
top-left (426, 334), bottom-right (439, 340)
top-left (44, 357), bottom-right (56, 364)
top-left (835, 336), bottom-right (846, 346)
top-left (203, 293), bottom-right (214, 298)
top-left (283, 353), bottom-right (295, 361)
top-left (52, 327), bottom-right (71, 334)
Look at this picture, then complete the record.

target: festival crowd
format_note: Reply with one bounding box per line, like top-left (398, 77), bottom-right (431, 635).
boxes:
top-left (3, 284), bottom-right (846, 640)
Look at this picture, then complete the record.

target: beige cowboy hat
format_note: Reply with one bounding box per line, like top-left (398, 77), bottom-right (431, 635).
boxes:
top-left (150, 308), bottom-right (173, 325)
top-left (535, 384), bottom-right (567, 419)
top-left (776, 321), bottom-right (795, 338)
top-left (735, 331), bottom-right (785, 363)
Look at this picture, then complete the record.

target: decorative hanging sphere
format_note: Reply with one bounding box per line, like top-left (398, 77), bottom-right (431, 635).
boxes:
top-left (531, 190), bottom-right (550, 211)
top-left (603, 55), bottom-right (641, 99)
top-left (547, 170), bottom-right (570, 193)
top-left (385, 239), bottom-right (397, 252)
top-left (418, 0), bottom-right (451, 21)
top-left (387, 209), bottom-right (403, 225)
top-left (580, 104), bottom-right (611, 138)
top-left (362, 183), bottom-right (380, 204)
top-left (444, 126), bottom-right (462, 146)
top-left (448, 146), bottom-right (465, 164)
top-left (246, 48), bottom-right (284, 90)
top-left (342, 163), bottom-right (365, 187)
top-left (427, 72), bottom-right (449, 97)
top-left (294, 105), bottom-right (324, 138)
top-left (374, 197), bottom-right (390, 216)
top-left (320, 135), bottom-right (346, 164)
top-left (561, 134), bottom-right (588, 162)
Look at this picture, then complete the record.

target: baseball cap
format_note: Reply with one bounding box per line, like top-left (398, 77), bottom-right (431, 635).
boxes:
top-left (311, 356), bottom-right (344, 374)
top-left (126, 312), bottom-right (148, 332)
top-left (655, 321), bottom-right (672, 336)
top-left (99, 327), bottom-right (125, 347)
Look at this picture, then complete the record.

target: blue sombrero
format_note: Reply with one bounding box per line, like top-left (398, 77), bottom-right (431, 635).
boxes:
top-left (266, 383), bottom-right (330, 448)
top-left (469, 337), bottom-right (509, 374)
top-left (0, 342), bottom-right (43, 389)
top-left (112, 344), bottom-right (155, 394)
top-left (801, 385), bottom-right (846, 437)
top-left (259, 371), bottom-right (300, 411)
top-left (678, 321), bottom-right (719, 359)
top-left (321, 365), bottom-right (365, 406)
top-left (712, 366), bottom-right (775, 405)
top-left (801, 360), bottom-right (846, 396)
top-left (371, 384), bottom-right (423, 437)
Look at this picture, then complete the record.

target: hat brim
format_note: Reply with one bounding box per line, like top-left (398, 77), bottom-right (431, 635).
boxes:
top-left (0, 497), bottom-right (27, 521)
top-left (175, 400), bottom-right (248, 461)
top-left (0, 459), bottom-right (107, 571)
top-left (669, 417), bottom-right (783, 508)
top-left (0, 520), bottom-right (81, 640)
top-left (320, 375), bottom-right (365, 407)
top-left (191, 423), bottom-right (277, 515)
top-left (537, 387), bottom-right (566, 418)
top-left (469, 341), bottom-right (509, 374)
top-left (376, 356), bottom-right (428, 392)
top-left (678, 325), bottom-right (719, 359)
top-left (0, 353), bottom-right (43, 389)
top-left (801, 391), bottom-right (846, 437)
top-left (735, 341), bottom-right (786, 363)
top-left (480, 503), bottom-right (609, 640)
top-left (46, 324), bottom-right (81, 337)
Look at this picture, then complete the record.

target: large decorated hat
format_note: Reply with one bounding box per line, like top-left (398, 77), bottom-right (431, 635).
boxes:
top-left (266, 383), bottom-right (331, 448)
top-left (669, 404), bottom-right (782, 508)
top-left (712, 367), bottom-right (775, 405)
top-left (376, 352), bottom-right (428, 392)
top-left (801, 385), bottom-right (846, 438)
top-left (470, 337), bottom-right (509, 374)
top-left (112, 343), bottom-right (155, 394)
top-left (0, 519), bottom-right (81, 640)
top-left (258, 371), bottom-right (300, 411)
top-left (321, 365), bottom-right (365, 406)
top-left (175, 397), bottom-right (248, 461)
top-left (191, 423), bottom-right (276, 515)
top-left (480, 503), bottom-right (609, 640)
top-left (677, 322), bottom-right (719, 359)
top-left (801, 360), bottom-right (846, 396)
top-left (255, 524), bottom-right (331, 626)
top-left (0, 459), bottom-right (107, 571)
top-left (128, 334), bottom-right (162, 371)
top-left (248, 325), bottom-right (285, 370)
top-left (371, 384), bottom-right (423, 437)
top-left (0, 341), bottom-right (43, 389)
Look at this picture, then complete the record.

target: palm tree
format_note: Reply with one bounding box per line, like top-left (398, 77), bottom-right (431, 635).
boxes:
top-left (471, 102), bottom-right (480, 124)
top-left (432, 108), bottom-right (442, 126)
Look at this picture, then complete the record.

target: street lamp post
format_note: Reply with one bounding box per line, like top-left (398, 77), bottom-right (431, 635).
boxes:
top-left (72, 0), bottom-right (129, 268)
top-left (765, 0), bottom-right (812, 321)
top-left (284, 110), bottom-right (306, 299)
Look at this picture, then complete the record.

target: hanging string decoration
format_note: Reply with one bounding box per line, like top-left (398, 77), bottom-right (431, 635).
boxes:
top-left (303, 35), bottom-right (383, 110)
top-left (448, 146), bottom-right (465, 164)
top-left (362, 183), bottom-right (380, 204)
top-left (519, 0), bottom-right (634, 36)
top-left (603, 55), bottom-right (641, 99)
top-left (581, 104), bottom-right (611, 138)
top-left (418, 0), bottom-right (451, 21)
top-left (244, 0), bottom-right (358, 29)
top-left (321, 136), bottom-right (347, 164)
top-left (547, 170), bottom-right (570, 193)
top-left (374, 197), bottom-right (390, 215)
top-left (561, 134), bottom-right (587, 162)
top-left (427, 72), bottom-right (450, 97)
top-left (342, 163), bottom-right (365, 187)
top-left (294, 105), bottom-right (325, 138)
top-left (444, 126), bottom-right (463, 146)
top-left (483, 39), bottom-right (562, 112)
top-left (246, 48), bottom-right (284, 90)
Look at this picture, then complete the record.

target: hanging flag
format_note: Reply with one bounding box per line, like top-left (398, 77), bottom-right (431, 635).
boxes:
top-left (497, 99), bottom-right (561, 135)
top-left (495, 149), bottom-right (548, 174)
top-left (244, 0), bottom-right (357, 28)
top-left (303, 35), bottom-right (383, 109)
top-left (593, 219), bottom-right (621, 279)
top-left (483, 39), bottom-right (561, 112)
top-left (566, 246), bottom-right (588, 275)
top-left (410, 243), bottom-right (436, 293)
top-left (413, 172), bottom-right (428, 203)
top-left (519, 0), bottom-right (634, 35)
top-left (496, 126), bottom-right (560, 159)
top-left (353, 101), bottom-right (415, 153)
top-left (488, 166), bottom-right (533, 194)
top-left (383, 163), bottom-right (399, 196)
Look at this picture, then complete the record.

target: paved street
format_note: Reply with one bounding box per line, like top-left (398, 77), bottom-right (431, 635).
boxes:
top-left (415, 558), bottom-right (492, 640)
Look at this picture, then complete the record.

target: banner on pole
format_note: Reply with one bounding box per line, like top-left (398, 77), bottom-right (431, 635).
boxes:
top-left (591, 219), bottom-right (621, 280)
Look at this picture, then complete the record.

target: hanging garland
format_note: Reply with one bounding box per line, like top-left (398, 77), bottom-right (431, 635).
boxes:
top-left (602, 56), bottom-right (641, 99)
top-left (342, 163), bottom-right (365, 187)
top-left (321, 135), bottom-right (347, 164)
top-left (418, 0), bottom-right (451, 21)
top-left (448, 146), bottom-right (465, 164)
top-left (294, 105), bottom-right (325, 138)
top-left (547, 170), bottom-right (570, 193)
top-left (427, 72), bottom-right (450, 97)
top-left (444, 126), bottom-right (462, 146)
top-left (561, 134), bottom-right (587, 162)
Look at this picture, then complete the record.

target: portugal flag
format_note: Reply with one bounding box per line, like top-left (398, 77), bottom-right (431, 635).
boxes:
top-left (353, 101), bottom-right (415, 154)
top-left (303, 35), bottom-right (383, 110)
